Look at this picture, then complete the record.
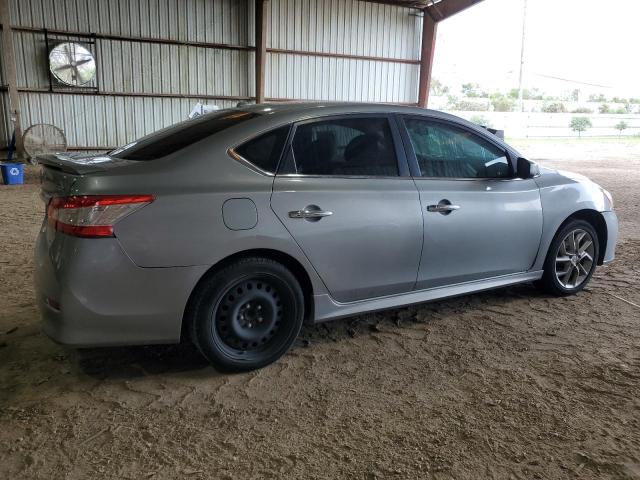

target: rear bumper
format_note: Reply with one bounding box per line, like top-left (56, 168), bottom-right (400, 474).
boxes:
top-left (34, 226), bottom-right (208, 347)
top-left (602, 210), bottom-right (618, 264)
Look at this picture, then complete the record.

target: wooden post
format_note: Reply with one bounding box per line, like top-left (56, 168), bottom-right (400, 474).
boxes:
top-left (254, 0), bottom-right (266, 103)
top-left (417, 10), bottom-right (437, 108)
top-left (0, 0), bottom-right (23, 158)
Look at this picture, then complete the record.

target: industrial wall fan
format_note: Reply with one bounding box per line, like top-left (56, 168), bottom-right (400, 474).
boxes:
top-left (49, 42), bottom-right (96, 86)
top-left (23, 124), bottom-right (68, 164)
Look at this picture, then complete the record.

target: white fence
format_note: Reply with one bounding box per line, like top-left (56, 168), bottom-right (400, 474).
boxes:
top-left (448, 112), bottom-right (640, 138)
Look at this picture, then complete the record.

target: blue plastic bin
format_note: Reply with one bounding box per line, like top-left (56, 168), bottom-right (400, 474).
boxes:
top-left (1, 163), bottom-right (24, 185)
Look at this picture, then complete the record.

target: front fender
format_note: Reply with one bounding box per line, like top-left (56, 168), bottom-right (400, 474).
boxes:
top-left (532, 169), bottom-right (613, 270)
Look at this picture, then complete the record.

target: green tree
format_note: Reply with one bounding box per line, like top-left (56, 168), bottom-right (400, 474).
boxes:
top-left (528, 88), bottom-right (544, 100)
top-left (508, 87), bottom-right (544, 100)
top-left (461, 83), bottom-right (485, 98)
top-left (614, 120), bottom-right (629, 137)
top-left (570, 117), bottom-right (592, 138)
top-left (446, 96), bottom-right (487, 111)
top-left (490, 93), bottom-right (515, 112)
top-left (598, 104), bottom-right (610, 114)
top-left (429, 78), bottom-right (450, 96)
top-left (542, 102), bottom-right (567, 113)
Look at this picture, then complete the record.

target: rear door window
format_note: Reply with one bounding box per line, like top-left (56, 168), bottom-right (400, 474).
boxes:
top-left (111, 111), bottom-right (259, 160)
top-left (287, 117), bottom-right (399, 176)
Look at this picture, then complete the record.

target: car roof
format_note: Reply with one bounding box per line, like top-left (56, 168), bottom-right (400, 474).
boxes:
top-left (236, 102), bottom-right (487, 134)
top-left (239, 101), bottom-right (455, 120)
top-left (232, 102), bottom-right (515, 154)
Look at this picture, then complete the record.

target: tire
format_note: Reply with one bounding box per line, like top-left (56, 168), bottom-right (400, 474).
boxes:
top-left (537, 219), bottom-right (599, 296)
top-left (188, 257), bottom-right (304, 372)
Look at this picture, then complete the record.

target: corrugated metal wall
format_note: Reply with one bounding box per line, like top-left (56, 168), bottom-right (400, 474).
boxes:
top-left (0, 30), bottom-right (11, 149)
top-left (2, 0), bottom-right (421, 151)
top-left (266, 0), bottom-right (421, 103)
top-left (7, 0), bottom-right (253, 150)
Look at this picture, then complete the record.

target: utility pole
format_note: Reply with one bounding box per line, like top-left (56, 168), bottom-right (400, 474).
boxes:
top-left (517, 0), bottom-right (528, 112)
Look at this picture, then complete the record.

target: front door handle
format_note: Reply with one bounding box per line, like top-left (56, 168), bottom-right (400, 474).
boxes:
top-left (427, 200), bottom-right (460, 215)
top-left (426, 204), bottom-right (460, 213)
top-left (289, 205), bottom-right (333, 220)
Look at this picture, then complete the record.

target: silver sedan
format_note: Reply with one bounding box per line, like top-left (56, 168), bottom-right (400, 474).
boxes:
top-left (34, 103), bottom-right (618, 371)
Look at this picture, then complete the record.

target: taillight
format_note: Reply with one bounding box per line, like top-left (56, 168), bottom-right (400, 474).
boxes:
top-left (47, 195), bottom-right (154, 238)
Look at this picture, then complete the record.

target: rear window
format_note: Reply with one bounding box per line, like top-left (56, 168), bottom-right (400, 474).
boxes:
top-left (233, 126), bottom-right (290, 174)
top-left (111, 111), bottom-right (259, 160)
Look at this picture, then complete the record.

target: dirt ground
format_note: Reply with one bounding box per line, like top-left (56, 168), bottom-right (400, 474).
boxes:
top-left (1, 140), bottom-right (639, 479)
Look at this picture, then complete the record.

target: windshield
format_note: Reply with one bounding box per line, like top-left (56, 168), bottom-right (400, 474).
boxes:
top-left (110, 110), bottom-right (259, 160)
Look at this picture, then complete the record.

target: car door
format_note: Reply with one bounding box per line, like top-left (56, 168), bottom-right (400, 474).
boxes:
top-left (270, 114), bottom-right (423, 303)
top-left (400, 115), bottom-right (543, 290)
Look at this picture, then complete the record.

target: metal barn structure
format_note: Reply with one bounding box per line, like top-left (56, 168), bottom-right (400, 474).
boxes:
top-left (0, 0), bottom-right (480, 156)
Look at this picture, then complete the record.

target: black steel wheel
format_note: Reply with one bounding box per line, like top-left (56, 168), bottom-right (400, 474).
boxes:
top-left (188, 257), bottom-right (304, 372)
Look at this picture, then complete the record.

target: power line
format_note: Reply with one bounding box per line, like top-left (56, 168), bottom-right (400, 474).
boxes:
top-left (530, 72), bottom-right (612, 89)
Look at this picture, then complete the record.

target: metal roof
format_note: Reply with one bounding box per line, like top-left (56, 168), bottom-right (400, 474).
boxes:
top-left (366, 0), bottom-right (483, 21)
top-left (369, 0), bottom-right (440, 7)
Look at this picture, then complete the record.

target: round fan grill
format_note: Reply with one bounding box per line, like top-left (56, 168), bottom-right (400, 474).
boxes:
top-left (23, 124), bottom-right (68, 164)
top-left (49, 42), bottom-right (96, 86)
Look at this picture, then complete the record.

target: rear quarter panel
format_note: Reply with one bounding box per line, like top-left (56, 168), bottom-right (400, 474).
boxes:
top-left (74, 126), bottom-right (329, 296)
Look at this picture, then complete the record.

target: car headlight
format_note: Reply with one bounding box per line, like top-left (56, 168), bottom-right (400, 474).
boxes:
top-left (601, 187), bottom-right (614, 210)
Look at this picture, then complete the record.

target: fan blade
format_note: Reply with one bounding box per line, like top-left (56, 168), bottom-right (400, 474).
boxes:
top-left (63, 43), bottom-right (73, 61)
top-left (53, 64), bottom-right (74, 72)
top-left (74, 58), bottom-right (93, 67)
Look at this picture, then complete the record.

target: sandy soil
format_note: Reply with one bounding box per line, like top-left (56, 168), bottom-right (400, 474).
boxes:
top-left (1, 142), bottom-right (639, 479)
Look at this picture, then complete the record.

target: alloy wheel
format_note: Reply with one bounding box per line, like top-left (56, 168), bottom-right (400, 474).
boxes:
top-left (554, 228), bottom-right (595, 289)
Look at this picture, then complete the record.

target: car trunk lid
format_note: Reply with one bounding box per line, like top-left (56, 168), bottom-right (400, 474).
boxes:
top-left (37, 152), bottom-right (137, 175)
top-left (39, 152), bottom-right (138, 205)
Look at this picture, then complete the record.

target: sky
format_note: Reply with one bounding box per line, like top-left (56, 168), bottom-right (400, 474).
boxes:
top-left (431, 0), bottom-right (640, 98)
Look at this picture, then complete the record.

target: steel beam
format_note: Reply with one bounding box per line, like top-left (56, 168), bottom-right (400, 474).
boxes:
top-left (417, 11), bottom-right (437, 108)
top-left (266, 47), bottom-right (420, 65)
top-left (255, 0), bottom-right (267, 103)
top-left (0, 0), bottom-right (23, 158)
top-left (11, 25), bottom-right (254, 52)
top-left (427, 0), bottom-right (484, 21)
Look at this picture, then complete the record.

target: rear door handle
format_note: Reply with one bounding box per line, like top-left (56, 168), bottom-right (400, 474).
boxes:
top-left (289, 206), bottom-right (333, 219)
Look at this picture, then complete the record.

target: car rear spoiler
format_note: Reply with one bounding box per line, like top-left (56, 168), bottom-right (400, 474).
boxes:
top-left (36, 153), bottom-right (136, 175)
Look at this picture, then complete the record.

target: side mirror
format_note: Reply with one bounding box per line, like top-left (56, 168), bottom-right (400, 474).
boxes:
top-left (516, 157), bottom-right (539, 179)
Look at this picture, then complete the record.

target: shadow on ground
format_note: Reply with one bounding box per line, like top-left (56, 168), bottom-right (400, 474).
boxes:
top-left (74, 283), bottom-right (542, 380)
